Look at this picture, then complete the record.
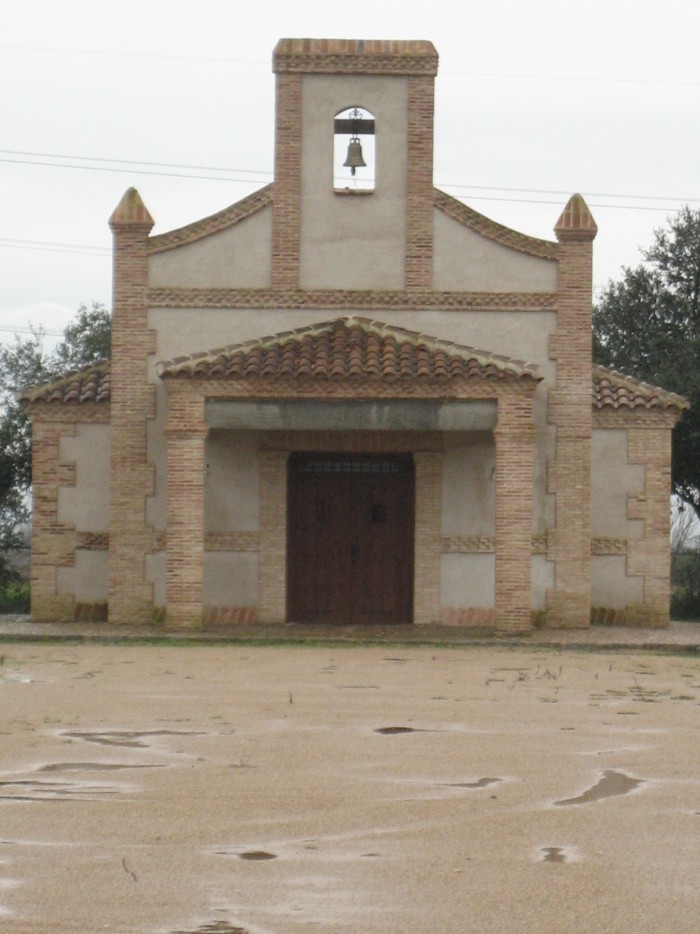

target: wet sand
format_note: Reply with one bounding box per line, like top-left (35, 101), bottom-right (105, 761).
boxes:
top-left (0, 643), bottom-right (699, 933)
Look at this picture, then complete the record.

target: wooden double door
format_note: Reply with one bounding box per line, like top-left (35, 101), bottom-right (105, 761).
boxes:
top-left (287, 454), bottom-right (415, 624)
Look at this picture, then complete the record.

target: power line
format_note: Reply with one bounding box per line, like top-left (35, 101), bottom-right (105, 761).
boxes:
top-left (1, 149), bottom-right (695, 211)
top-left (0, 238), bottom-right (109, 257)
top-left (2, 42), bottom-right (698, 88)
top-left (0, 323), bottom-right (64, 337)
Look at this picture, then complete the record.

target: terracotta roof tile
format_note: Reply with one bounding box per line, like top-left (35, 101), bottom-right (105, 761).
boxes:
top-left (592, 365), bottom-right (689, 412)
top-left (156, 317), bottom-right (542, 384)
top-left (19, 342), bottom-right (689, 416)
top-left (18, 361), bottom-right (110, 404)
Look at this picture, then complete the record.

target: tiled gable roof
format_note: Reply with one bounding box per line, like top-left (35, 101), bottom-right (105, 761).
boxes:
top-left (592, 365), bottom-right (689, 412)
top-left (155, 317), bottom-right (542, 383)
top-left (18, 346), bottom-right (689, 416)
top-left (18, 360), bottom-right (110, 404)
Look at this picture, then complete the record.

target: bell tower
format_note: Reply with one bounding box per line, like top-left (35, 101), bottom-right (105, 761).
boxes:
top-left (271, 38), bottom-right (438, 292)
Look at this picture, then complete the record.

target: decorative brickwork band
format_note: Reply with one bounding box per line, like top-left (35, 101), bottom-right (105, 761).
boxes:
top-left (494, 393), bottom-right (536, 630)
top-left (147, 286), bottom-right (557, 311)
top-left (440, 608), bottom-right (495, 627)
top-left (203, 606), bottom-right (258, 626)
top-left (273, 39), bottom-right (438, 77)
top-left (108, 188), bottom-right (156, 624)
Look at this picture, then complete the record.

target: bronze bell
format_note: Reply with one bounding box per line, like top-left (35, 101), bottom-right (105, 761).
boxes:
top-left (343, 136), bottom-right (366, 176)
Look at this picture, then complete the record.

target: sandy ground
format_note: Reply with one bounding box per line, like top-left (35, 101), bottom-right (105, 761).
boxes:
top-left (0, 643), bottom-right (699, 934)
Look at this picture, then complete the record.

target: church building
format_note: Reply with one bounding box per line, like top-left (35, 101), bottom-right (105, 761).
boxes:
top-left (22, 38), bottom-right (688, 630)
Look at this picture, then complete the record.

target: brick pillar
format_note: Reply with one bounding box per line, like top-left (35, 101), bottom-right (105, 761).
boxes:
top-left (258, 450), bottom-right (289, 622)
top-left (413, 451), bottom-right (442, 624)
top-left (494, 392), bottom-right (536, 631)
top-left (271, 72), bottom-right (302, 289)
top-left (108, 188), bottom-right (156, 624)
top-left (405, 75), bottom-right (435, 290)
top-left (626, 424), bottom-right (674, 627)
top-left (164, 384), bottom-right (207, 630)
top-left (547, 194), bottom-right (597, 627)
top-left (27, 416), bottom-right (76, 621)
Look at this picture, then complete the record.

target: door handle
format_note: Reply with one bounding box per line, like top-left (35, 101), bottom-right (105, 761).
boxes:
top-left (350, 544), bottom-right (359, 561)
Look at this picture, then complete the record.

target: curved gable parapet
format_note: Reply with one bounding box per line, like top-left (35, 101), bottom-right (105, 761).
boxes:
top-left (434, 189), bottom-right (558, 261)
top-left (148, 184), bottom-right (273, 255)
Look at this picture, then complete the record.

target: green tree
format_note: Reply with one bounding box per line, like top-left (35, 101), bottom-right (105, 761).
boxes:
top-left (593, 206), bottom-right (700, 519)
top-left (0, 302), bottom-right (111, 554)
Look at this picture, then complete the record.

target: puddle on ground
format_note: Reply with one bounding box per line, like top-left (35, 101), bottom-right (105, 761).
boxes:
top-left (375, 727), bottom-right (422, 735)
top-left (442, 777), bottom-right (502, 789)
top-left (62, 729), bottom-right (205, 748)
top-left (0, 779), bottom-right (121, 801)
top-left (337, 685), bottom-right (379, 690)
top-left (171, 924), bottom-right (249, 934)
top-left (236, 851), bottom-right (277, 861)
top-left (38, 762), bottom-right (163, 773)
top-left (555, 770), bottom-right (644, 806)
top-left (540, 846), bottom-right (571, 863)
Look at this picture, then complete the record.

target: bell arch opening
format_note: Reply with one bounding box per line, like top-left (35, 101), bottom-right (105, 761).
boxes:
top-left (333, 106), bottom-right (376, 193)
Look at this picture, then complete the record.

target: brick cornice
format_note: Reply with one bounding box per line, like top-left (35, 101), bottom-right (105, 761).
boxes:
top-left (148, 186), bottom-right (273, 254)
top-left (434, 190), bottom-right (559, 261)
top-left (273, 38), bottom-right (438, 76)
top-left (23, 402), bottom-right (109, 423)
top-left (147, 287), bottom-right (557, 311)
top-left (593, 408), bottom-right (681, 428)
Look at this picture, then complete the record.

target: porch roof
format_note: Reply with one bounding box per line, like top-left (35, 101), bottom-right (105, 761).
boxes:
top-left (155, 317), bottom-right (542, 384)
top-left (593, 365), bottom-right (689, 412)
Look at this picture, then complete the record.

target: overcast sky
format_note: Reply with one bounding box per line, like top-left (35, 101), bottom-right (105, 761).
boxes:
top-left (2, 0), bottom-right (699, 345)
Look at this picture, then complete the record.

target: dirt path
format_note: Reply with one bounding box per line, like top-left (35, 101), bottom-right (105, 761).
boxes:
top-left (1, 644), bottom-right (699, 933)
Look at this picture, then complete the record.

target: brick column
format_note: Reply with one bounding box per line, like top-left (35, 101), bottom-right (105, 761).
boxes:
top-left (164, 384), bottom-right (207, 630)
top-left (413, 451), bottom-right (442, 624)
top-left (494, 392), bottom-right (536, 631)
top-left (271, 72), bottom-right (302, 288)
top-left (108, 188), bottom-right (155, 624)
top-left (547, 194), bottom-right (597, 627)
top-left (626, 424), bottom-right (674, 627)
top-left (258, 450), bottom-right (289, 622)
top-left (405, 75), bottom-right (435, 290)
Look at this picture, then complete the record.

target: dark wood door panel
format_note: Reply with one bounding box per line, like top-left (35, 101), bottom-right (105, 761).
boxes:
top-left (287, 454), bottom-right (414, 624)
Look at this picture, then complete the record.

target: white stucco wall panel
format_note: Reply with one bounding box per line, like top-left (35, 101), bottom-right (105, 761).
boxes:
top-left (204, 552), bottom-right (258, 606)
top-left (148, 208), bottom-right (273, 288)
top-left (57, 551), bottom-right (108, 602)
top-left (531, 555), bottom-right (555, 610)
top-left (441, 553), bottom-right (494, 607)
top-left (591, 429), bottom-right (644, 538)
top-left (442, 434), bottom-right (495, 536)
top-left (146, 551), bottom-right (166, 608)
top-left (299, 74), bottom-right (408, 289)
top-left (592, 555), bottom-right (643, 608)
top-left (57, 424), bottom-right (110, 531)
top-left (433, 211), bottom-right (558, 292)
top-left (205, 431), bottom-right (260, 532)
